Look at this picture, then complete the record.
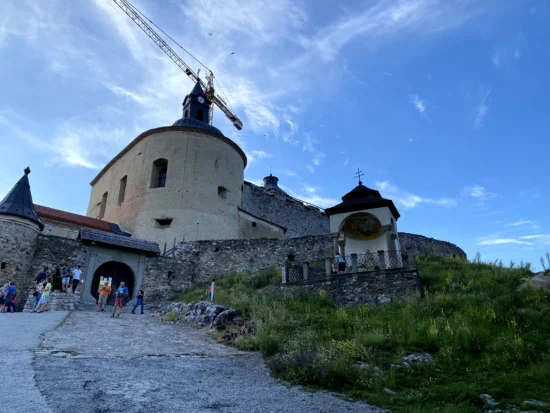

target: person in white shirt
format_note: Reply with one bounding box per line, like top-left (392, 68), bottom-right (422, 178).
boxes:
top-left (72, 265), bottom-right (83, 293)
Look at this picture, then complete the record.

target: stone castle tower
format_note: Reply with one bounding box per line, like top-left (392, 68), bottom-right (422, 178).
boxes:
top-left (86, 81), bottom-right (247, 245)
top-left (0, 167), bottom-right (44, 304)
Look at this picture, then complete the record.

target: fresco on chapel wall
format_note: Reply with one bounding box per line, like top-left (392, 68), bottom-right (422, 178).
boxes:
top-left (340, 213), bottom-right (382, 240)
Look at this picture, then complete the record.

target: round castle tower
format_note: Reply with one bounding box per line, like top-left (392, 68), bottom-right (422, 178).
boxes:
top-left (0, 167), bottom-right (44, 306)
top-left (86, 81), bottom-right (247, 246)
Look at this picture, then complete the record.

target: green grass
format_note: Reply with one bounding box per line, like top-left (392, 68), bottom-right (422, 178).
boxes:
top-left (177, 259), bottom-right (550, 412)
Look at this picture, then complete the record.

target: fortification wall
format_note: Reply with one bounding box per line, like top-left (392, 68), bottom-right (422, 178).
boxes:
top-left (399, 232), bottom-right (466, 259)
top-left (241, 182), bottom-right (329, 238)
top-left (0, 218), bottom-right (40, 309)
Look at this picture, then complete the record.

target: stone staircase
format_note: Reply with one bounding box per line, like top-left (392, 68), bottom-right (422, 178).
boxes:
top-left (23, 284), bottom-right (83, 312)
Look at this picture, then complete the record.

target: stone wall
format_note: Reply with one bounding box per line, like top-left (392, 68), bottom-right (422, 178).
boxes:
top-left (281, 267), bottom-right (421, 307)
top-left (242, 182), bottom-right (330, 238)
top-left (31, 235), bottom-right (90, 271)
top-left (140, 256), bottom-right (195, 302)
top-left (174, 235), bottom-right (332, 282)
top-left (399, 232), bottom-right (466, 259)
top-left (0, 218), bottom-right (41, 310)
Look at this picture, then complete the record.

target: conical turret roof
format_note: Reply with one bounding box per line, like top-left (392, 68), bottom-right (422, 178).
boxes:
top-left (0, 167), bottom-right (44, 230)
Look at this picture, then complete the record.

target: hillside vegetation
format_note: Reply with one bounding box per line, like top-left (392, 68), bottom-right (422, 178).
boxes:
top-left (177, 257), bottom-right (550, 412)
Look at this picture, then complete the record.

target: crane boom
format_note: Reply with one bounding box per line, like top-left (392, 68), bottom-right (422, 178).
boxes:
top-left (111, 0), bottom-right (243, 130)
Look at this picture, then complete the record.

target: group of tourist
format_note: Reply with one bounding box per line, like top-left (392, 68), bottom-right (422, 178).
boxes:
top-left (96, 280), bottom-right (145, 317)
top-left (0, 282), bottom-right (18, 312)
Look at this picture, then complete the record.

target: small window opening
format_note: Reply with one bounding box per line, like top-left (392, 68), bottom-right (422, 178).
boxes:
top-left (118, 175), bottom-right (127, 205)
top-left (197, 108), bottom-right (204, 122)
top-left (252, 222), bottom-right (257, 227)
top-left (1, 262), bottom-right (6, 269)
top-left (150, 158), bottom-right (168, 188)
top-left (218, 186), bottom-right (228, 199)
top-left (99, 192), bottom-right (108, 219)
top-left (155, 218), bottom-right (173, 227)
top-left (167, 271), bottom-right (174, 278)
top-left (287, 254), bottom-right (296, 262)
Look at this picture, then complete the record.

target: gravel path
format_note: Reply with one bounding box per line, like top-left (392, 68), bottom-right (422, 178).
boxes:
top-left (5, 306), bottom-right (384, 413)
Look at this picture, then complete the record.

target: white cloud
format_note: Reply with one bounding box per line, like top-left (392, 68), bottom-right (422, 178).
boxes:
top-left (408, 94), bottom-right (426, 114)
top-left (250, 150), bottom-right (271, 159)
top-left (478, 238), bottom-right (533, 246)
top-left (475, 87), bottom-right (491, 129)
top-left (304, 185), bottom-right (316, 193)
top-left (376, 181), bottom-right (456, 209)
top-left (505, 220), bottom-right (536, 227)
top-left (462, 184), bottom-right (496, 202)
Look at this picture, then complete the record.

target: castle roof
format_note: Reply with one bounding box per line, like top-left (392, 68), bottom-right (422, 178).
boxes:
top-left (263, 174), bottom-right (288, 196)
top-left (0, 167), bottom-right (44, 230)
top-left (171, 117), bottom-right (223, 136)
top-left (79, 228), bottom-right (160, 254)
top-left (325, 183), bottom-right (400, 219)
top-left (34, 205), bottom-right (129, 235)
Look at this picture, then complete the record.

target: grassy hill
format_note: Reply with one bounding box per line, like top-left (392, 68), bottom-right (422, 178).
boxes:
top-left (177, 257), bottom-right (550, 412)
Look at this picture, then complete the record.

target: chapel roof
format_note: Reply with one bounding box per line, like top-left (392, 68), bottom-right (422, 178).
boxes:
top-left (325, 182), bottom-right (400, 219)
top-left (0, 167), bottom-right (44, 230)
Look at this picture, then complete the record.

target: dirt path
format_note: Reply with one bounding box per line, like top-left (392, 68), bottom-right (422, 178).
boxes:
top-left (24, 306), bottom-right (384, 412)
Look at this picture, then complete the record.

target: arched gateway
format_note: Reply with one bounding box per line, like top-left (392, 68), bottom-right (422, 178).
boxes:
top-left (91, 261), bottom-right (134, 305)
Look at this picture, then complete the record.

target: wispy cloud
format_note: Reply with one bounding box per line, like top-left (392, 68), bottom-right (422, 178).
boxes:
top-left (408, 94), bottom-right (426, 114)
top-left (475, 87), bottom-right (491, 129)
top-left (505, 219), bottom-right (536, 227)
top-left (376, 181), bottom-right (456, 209)
top-left (492, 45), bottom-right (521, 68)
top-left (478, 238), bottom-right (533, 246)
top-left (250, 150), bottom-right (271, 159)
top-left (462, 184), bottom-right (496, 203)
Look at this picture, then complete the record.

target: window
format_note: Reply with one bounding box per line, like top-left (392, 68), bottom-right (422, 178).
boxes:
top-left (218, 186), bottom-right (228, 199)
top-left (252, 222), bottom-right (257, 227)
top-left (99, 192), bottom-right (108, 219)
top-left (184, 110), bottom-right (189, 118)
top-left (0, 262), bottom-right (6, 270)
top-left (150, 159), bottom-right (168, 188)
top-left (197, 108), bottom-right (204, 122)
top-left (118, 176), bottom-right (127, 205)
top-left (155, 218), bottom-right (173, 227)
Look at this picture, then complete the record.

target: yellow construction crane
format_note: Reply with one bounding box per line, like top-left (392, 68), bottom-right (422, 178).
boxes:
top-left (112, 0), bottom-right (243, 130)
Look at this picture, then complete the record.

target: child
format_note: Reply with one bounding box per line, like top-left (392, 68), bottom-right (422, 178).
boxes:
top-left (35, 278), bottom-right (52, 313)
top-left (3, 282), bottom-right (16, 313)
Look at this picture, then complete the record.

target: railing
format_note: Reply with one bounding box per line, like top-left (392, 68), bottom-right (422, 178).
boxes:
top-left (282, 249), bottom-right (416, 284)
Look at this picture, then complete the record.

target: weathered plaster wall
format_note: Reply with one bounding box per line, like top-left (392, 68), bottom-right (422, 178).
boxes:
top-left (242, 182), bottom-right (329, 238)
top-left (281, 267), bottom-right (421, 306)
top-left (399, 232), bottom-right (466, 259)
top-left (238, 210), bottom-right (285, 239)
top-left (86, 127), bottom-right (246, 245)
top-left (0, 217), bottom-right (40, 309)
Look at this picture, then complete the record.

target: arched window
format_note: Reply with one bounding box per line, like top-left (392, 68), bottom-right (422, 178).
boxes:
top-left (150, 159), bottom-right (168, 188)
top-left (99, 192), bottom-right (108, 219)
top-left (197, 108), bottom-right (204, 122)
top-left (118, 176), bottom-right (127, 205)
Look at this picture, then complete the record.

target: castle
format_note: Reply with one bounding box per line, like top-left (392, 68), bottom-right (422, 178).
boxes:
top-left (0, 82), bottom-right (466, 310)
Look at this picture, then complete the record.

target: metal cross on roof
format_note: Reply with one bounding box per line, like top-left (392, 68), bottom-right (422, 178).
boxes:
top-left (354, 168), bottom-right (364, 185)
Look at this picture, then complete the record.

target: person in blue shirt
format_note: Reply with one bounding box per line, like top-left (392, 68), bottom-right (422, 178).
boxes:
top-left (335, 253), bottom-right (346, 273)
top-left (131, 288), bottom-right (145, 315)
top-left (111, 282), bottom-right (129, 318)
top-left (3, 282), bottom-right (16, 312)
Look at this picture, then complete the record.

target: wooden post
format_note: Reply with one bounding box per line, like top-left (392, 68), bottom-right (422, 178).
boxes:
top-left (281, 266), bottom-right (287, 284)
top-left (303, 262), bottom-right (309, 281)
top-left (325, 258), bottom-right (332, 276)
top-left (351, 253), bottom-right (358, 273)
top-left (377, 250), bottom-right (386, 270)
top-left (407, 247), bottom-right (416, 268)
top-left (163, 242), bottom-right (167, 255)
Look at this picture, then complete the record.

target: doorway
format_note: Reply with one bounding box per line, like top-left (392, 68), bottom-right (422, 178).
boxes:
top-left (91, 261), bottom-right (134, 305)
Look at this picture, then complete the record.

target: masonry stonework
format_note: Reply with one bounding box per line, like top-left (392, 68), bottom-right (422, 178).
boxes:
top-left (281, 267), bottom-right (421, 307)
top-left (399, 232), bottom-right (466, 259)
top-left (0, 217), bottom-right (40, 309)
top-left (242, 182), bottom-right (330, 238)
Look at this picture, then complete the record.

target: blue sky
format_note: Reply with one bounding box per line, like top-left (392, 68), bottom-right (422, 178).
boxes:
top-left (1, 0), bottom-right (549, 269)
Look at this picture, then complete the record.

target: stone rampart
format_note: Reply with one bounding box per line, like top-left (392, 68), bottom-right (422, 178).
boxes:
top-left (242, 182), bottom-right (330, 238)
top-left (281, 267), bottom-right (421, 307)
top-left (399, 232), bottom-right (466, 259)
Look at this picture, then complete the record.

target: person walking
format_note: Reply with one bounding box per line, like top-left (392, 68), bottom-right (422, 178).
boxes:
top-left (335, 253), bottom-right (346, 273)
top-left (71, 265), bottom-right (82, 293)
top-left (111, 281), bottom-right (128, 318)
top-left (131, 288), bottom-right (145, 314)
top-left (97, 281), bottom-right (111, 312)
top-left (61, 264), bottom-right (70, 292)
top-left (35, 278), bottom-right (52, 313)
top-left (32, 280), bottom-right (45, 312)
top-left (3, 282), bottom-right (16, 313)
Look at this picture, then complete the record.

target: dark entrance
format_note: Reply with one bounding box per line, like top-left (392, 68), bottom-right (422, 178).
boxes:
top-left (91, 262), bottom-right (134, 305)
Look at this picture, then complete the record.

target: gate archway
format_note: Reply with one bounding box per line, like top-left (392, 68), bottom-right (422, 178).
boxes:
top-left (91, 261), bottom-right (134, 305)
